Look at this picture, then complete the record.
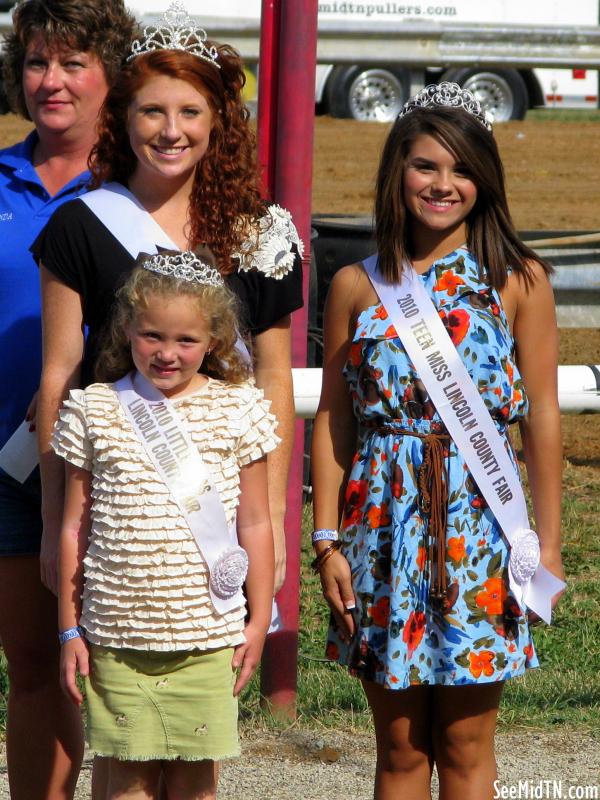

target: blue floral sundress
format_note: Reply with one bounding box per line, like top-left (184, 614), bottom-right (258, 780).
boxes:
top-left (326, 247), bottom-right (539, 689)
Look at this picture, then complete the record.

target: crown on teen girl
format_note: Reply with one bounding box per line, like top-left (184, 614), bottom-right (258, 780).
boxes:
top-left (398, 82), bottom-right (493, 131)
top-left (128, 1), bottom-right (220, 68)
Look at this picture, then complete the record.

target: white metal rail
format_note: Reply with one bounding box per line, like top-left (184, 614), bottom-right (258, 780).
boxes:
top-left (293, 365), bottom-right (600, 417)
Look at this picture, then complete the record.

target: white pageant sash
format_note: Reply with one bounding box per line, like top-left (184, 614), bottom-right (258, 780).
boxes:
top-left (363, 254), bottom-right (565, 624)
top-left (80, 183), bottom-right (179, 256)
top-left (115, 372), bottom-right (248, 615)
top-left (81, 183), bottom-right (252, 365)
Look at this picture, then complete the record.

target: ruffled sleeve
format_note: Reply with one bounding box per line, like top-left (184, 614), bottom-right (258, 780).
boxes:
top-left (236, 387), bottom-right (281, 467)
top-left (51, 389), bottom-right (93, 471)
top-left (226, 204), bottom-right (304, 335)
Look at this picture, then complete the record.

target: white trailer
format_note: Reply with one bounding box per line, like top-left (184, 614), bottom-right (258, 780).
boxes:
top-left (3, 0), bottom-right (597, 122)
top-left (314, 0), bottom-right (600, 121)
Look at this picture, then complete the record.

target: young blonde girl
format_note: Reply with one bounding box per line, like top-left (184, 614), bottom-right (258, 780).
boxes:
top-left (312, 84), bottom-right (564, 800)
top-left (53, 251), bottom-right (276, 800)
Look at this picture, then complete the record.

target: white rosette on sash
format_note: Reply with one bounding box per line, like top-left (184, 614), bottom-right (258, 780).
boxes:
top-left (363, 254), bottom-right (565, 624)
top-left (509, 529), bottom-right (541, 585)
top-left (115, 372), bottom-right (247, 614)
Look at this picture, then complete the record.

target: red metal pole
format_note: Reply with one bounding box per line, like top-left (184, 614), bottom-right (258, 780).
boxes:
top-left (256, 0), bottom-right (280, 198)
top-left (259, 0), bottom-right (318, 718)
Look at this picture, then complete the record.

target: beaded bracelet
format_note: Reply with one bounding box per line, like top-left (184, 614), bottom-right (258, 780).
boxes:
top-left (311, 528), bottom-right (338, 545)
top-left (310, 540), bottom-right (342, 573)
top-left (58, 626), bottom-right (85, 645)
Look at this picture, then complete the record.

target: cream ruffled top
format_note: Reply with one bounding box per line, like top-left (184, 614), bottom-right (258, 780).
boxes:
top-left (52, 378), bottom-right (280, 652)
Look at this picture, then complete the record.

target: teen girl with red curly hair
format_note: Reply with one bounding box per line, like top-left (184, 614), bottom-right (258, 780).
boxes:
top-left (36, 34), bottom-right (303, 609)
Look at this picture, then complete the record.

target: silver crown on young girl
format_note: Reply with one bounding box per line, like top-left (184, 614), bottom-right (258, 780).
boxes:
top-left (398, 82), bottom-right (493, 131)
top-left (142, 252), bottom-right (224, 287)
top-left (128, 1), bottom-right (220, 67)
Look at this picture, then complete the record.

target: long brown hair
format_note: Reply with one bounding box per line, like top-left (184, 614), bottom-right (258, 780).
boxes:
top-left (89, 46), bottom-right (264, 273)
top-left (374, 106), bottom-right (551, 288)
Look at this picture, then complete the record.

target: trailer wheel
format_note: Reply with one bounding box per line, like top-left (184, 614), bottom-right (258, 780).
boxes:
top-left (325, 65), bottom-right (409, 122)
top-left (441, 68), bottom-right (528, 122)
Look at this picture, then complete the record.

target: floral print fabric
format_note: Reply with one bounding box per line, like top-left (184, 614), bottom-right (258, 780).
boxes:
top-left (326, 248), bottom-right (539, 688)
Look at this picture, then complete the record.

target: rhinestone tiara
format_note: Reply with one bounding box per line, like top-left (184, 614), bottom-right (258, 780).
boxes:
top-left (398, 82), bottom-right (493, 131)
top-left (141, 251), bottom-right (224, 287)
top-left (128, 1), bottom-right (220, 68)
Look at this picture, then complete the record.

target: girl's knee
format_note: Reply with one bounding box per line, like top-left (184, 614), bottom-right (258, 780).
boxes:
top-left (382, 746), bottom-right (432, 777)
top-left (432, 683), bottom-right (501, 770)
top-left (376, 732), bottom-right (432, 776)
top-left (434, 724), bottom-right (495, 772)
top-left (162, 758), bottom-right (216, 800)
top-left (107, 758), bottom-right (162, 799)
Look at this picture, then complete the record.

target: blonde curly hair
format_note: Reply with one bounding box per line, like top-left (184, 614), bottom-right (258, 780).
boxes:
top-left (96, 250), bottom-right (251, 385)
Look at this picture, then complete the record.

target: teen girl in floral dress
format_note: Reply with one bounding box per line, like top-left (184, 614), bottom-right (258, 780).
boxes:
top-left (312, 85), bottom-right (564, 800)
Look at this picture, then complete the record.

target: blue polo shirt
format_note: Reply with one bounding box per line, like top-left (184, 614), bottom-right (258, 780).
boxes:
top-left (0, 131), bottom-right (90, 450)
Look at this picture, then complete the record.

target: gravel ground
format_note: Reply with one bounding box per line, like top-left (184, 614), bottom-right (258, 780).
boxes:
top-left (0, 728), bottom-right (597, 798)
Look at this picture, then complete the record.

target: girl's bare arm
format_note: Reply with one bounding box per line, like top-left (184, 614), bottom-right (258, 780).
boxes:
top-left (253, 317), bottom-right (294, 594)
top-left (311, 265), bottom-right (363, 638)
top-left (59, 462), bottom-right (92, 705)
top-left (511, 263), bottom-right (564, 594)
top-left (232, 456), bottom-right (274, 695)
top-left (38, 266), bottom-right (85, 594)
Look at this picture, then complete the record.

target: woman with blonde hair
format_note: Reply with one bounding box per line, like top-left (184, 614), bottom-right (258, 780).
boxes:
top-left (54, 252), bottom-right (276, 798)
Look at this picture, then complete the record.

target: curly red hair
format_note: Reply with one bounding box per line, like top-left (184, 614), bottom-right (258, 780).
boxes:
top-left (89, 46), bottom-right (264, 273)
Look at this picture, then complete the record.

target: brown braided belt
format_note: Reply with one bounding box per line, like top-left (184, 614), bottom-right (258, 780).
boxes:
top-left (369, 423), bottom-right (452, 610)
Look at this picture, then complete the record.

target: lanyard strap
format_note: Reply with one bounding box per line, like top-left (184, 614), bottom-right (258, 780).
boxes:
top-left (115, 372), bottom-right (247, 615)
top-left (363, 254), bottom-right (564, 623)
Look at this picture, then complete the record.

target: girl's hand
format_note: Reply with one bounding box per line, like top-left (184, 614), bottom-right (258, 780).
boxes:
top-left (60, 636), bottom-right (89, 706)
top-left (541, 547), bottom-right (566, 585)
top-left (541, 545), bottom-right (566, 611)
top-left (232, 621), bottom-right (268, 696)
top-left (528, 546), bottom-right (566, 626)
top-left (319, 551), bottom-right (356, 642)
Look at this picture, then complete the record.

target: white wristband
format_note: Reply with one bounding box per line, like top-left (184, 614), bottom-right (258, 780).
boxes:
top-left (311, 528), bottom-right (338, 544)
top-left (58, 626), bottom-right (84, 645)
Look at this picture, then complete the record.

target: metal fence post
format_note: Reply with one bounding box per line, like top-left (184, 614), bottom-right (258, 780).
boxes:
top-left (257, 0), bottom-right (318, 719)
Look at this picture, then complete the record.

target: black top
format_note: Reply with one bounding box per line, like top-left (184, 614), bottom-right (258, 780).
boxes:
top-left (33, 198), bottom-right (304, 386)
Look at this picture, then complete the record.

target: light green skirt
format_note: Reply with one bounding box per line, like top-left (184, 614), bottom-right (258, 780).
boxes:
top-left (85, 644), bottom-right (239, 761)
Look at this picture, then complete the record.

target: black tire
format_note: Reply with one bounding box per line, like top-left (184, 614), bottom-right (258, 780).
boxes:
top-left (441, 67), bottom-right (528, 122)
top-left (325, 64), bottom-right (410, 122)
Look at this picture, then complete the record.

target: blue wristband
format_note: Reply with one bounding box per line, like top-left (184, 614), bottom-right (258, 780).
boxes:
top-left (58, 626), bottom-right (84, 645)
top-left (311, 528), bottom-right (339, 544)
